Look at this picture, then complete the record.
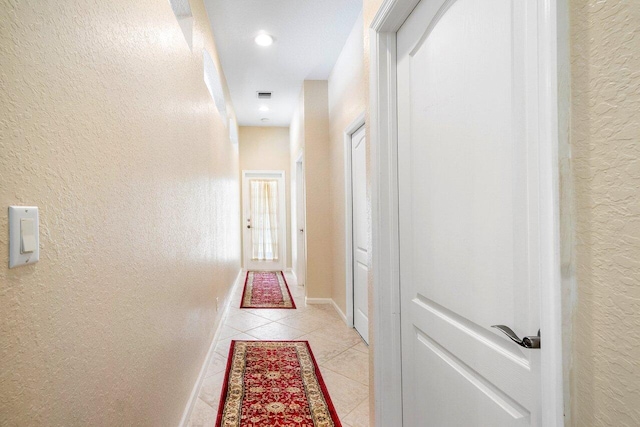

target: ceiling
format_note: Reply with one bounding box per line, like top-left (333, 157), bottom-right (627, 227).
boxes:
top-left (204, 0), bottom-right (362, 127)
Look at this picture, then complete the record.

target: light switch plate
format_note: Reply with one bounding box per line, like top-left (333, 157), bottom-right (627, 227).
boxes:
top-left (9, 206), bottom-right (39, 268)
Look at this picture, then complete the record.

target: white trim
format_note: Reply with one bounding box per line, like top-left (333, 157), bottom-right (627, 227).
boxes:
top-left (537, 0), bottom-right (567, 424)
top-left (179, 269), bottom-right (243, 427)
top-left (371, 0), bottom-right (420, 32)
top-left (370, 0), bottom-right (566, 425)
top-left (556, 0), bottom-right (573, 422)
top-left (304, 297), bottom-right (349, 325)
top-left (289, 268), bottom-right (298, 284)
top-left (370, 12), bottom-right (404, 424)
top-left (304, 297), bottom-right (333, 305)
top-left (344, 111), bottom-right (366, 329)
top-left (242, 170), bottom-right (287, 271)
top-left (331, 299), bottom-right (348, 324)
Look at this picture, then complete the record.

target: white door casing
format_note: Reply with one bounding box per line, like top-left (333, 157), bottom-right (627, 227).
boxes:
top-left (351, 125), bottom-right (369, 343)
top-left (370, 0), bottom-right (565, 426)
top-left (242, 170), bottom-right (286, 271)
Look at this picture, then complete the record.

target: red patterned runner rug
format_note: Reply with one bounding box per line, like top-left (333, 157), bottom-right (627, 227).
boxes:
top-left (216, 341), bottom-right (342, 427)
top-left (240, 271), bottom-right (296, 309)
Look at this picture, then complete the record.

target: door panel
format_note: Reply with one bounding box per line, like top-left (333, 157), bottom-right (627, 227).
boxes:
top-left (352, 126), bottom-right (369, 343)
top-left (411, 328), bottom-right (530, 426)
top-left (295, 161), bottom-right (306, 285)
top-left (398, 0), bottom-right (541, 425)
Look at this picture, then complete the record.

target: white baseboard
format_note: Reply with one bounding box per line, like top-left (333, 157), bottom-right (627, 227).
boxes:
top-left (331, 300), bottom-right (348, 324)
top-left (305, 297), bottom-right (348, 325)
top-left (289, 269), bottom-right (298, 284)
top-left (179, 269), bottom-right (244, 427)
top-left (305, 297), bottom-right (333, 305)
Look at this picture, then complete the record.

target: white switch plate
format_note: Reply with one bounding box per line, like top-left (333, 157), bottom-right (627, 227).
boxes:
top-left (9, 206), bottom-right (39, 268)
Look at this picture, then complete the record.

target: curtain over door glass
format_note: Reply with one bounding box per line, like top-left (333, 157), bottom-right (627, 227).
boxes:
top-left (250, 179), bottom-right (279, 261)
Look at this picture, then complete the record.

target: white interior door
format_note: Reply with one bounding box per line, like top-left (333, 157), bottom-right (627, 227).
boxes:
top-left (243, 171), bottom-right (286, 271)
top-left (398, 0), bottom-right (544, 425)
top-left (295, 160), bottom-right (306, 285)
top-left (351, 126), bottom-right (369, 343)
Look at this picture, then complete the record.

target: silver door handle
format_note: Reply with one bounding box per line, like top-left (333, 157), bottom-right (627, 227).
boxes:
top-left (299, 229), bottom-right (304, 233)
top-left (491, 325), bottom-right (540, 349)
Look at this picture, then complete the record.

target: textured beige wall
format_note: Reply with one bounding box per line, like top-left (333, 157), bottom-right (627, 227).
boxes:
top-left (239, 126), bottom-right (292, 269)
top-left (570, 1), bottom-right (640, 425)
top-left (0, 0), bottom-right (241, 425)
top-left (328, 15), bottom-right (366, 315)
top-left (302, 81), bottom-right (333, 299)
top-left (289, 82), bottom-right (333, 298)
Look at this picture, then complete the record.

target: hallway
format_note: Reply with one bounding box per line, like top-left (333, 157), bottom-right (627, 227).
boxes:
top-left (2, 0), bottom-right (640, 425)
top-left (187, 272), bottom-right (370, 427)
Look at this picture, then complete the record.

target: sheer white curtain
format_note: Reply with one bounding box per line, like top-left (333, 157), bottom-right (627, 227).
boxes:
top-left (250, 179), bottom-right (279, 261)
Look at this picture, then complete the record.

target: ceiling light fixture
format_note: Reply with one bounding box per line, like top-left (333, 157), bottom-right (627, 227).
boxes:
top-left (255, 33), bottom-right (274, 47)
top-left (259, 105), bottom-right (269, 112)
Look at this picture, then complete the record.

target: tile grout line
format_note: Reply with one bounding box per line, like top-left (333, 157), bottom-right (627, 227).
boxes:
top-left (199, 396), bottom-right (215, 410)
top-left (341, 396), bottom-right (370, 423)
top-left (319, 362), bottom-right (371, 388)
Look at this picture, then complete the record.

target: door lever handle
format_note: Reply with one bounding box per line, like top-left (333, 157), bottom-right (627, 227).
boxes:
top-left (491, 325), bottom-right (540, 349)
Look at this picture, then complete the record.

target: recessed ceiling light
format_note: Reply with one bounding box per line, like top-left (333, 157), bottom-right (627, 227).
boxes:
top-left (255, 34), bottom-right (274, 47)
top-left (261, 118), bottom-right (270, 122)
top-left (259, 105), bottom-right (269, 112)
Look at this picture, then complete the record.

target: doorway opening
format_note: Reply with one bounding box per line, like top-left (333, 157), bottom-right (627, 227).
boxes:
top-left (370, 0), bottom-right (565, 425)
top-left (294, 154), bottom-right (307, 286)
top-left (345, 113), bottom-right (368, 343)
top-left (242, 170), bottom-right (286, 271)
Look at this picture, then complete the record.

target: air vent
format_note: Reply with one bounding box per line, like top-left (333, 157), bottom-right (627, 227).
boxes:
top-left (257, 91), bottom-right (272, 99)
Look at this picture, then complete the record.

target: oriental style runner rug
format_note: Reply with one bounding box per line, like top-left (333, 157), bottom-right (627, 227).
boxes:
top-left (216, 341), bottom-right (342, 427)
top-left (240, 271), bottom-right (296, 309)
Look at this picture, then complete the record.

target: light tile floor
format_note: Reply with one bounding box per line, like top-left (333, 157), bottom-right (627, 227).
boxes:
top-left (187, 272), bottom-right (370, 427)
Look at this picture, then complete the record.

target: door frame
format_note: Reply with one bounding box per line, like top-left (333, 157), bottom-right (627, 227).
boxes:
top-left (344, 112), bottom-right (366, 328)
top-left (370, 0), bottom-right (568, 425)
top-left (242, 170), bottom-right (287, 271)
top-left (293, 151), bottom-right (307, 286)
